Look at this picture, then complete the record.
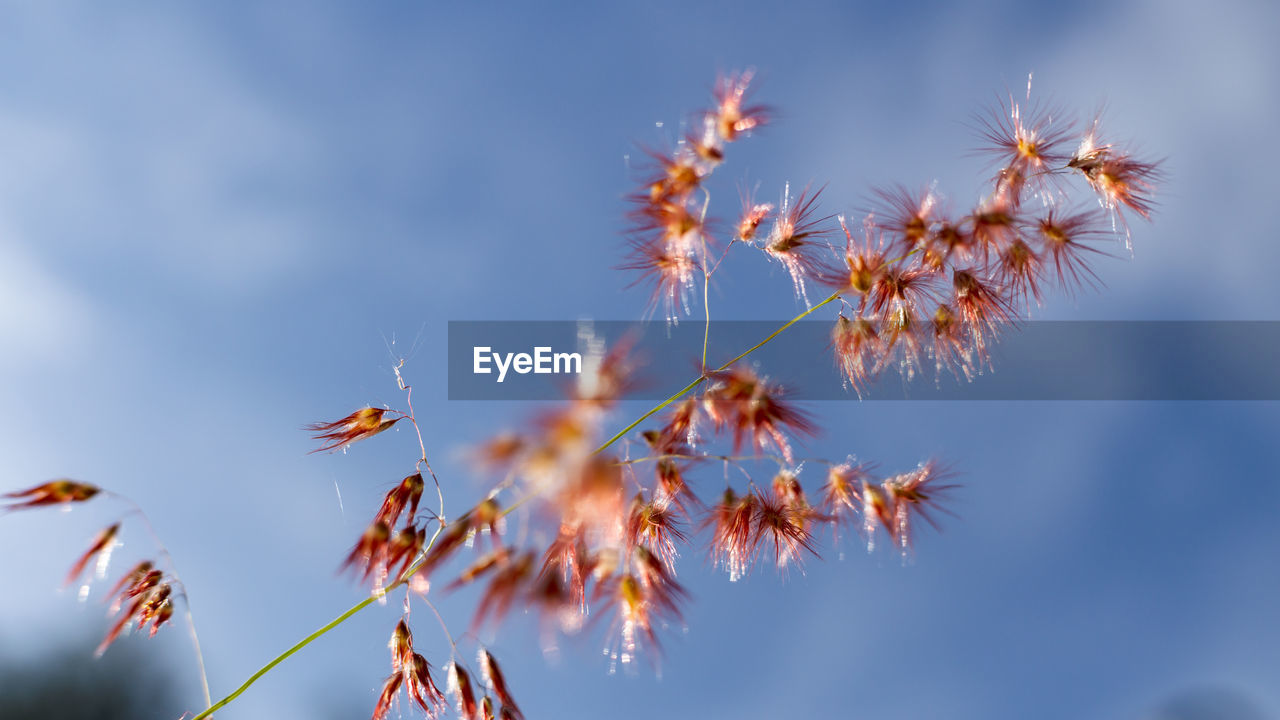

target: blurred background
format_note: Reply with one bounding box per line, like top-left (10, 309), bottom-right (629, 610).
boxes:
top-left (1, 2), bottom-right (1277, 718)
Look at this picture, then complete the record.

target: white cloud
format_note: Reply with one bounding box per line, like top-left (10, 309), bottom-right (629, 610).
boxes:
top-left (0, 236), bottom-right (96, 369)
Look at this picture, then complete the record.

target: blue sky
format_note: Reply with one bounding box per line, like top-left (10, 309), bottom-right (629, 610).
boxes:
top-left (2, 2), bottom-right (1278, 719)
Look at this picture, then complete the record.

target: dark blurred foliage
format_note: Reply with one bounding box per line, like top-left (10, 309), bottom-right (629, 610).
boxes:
top-left (0, 640), bottom-right (183, 720)
top-left (1148, 687), bottom-right (1271, 720)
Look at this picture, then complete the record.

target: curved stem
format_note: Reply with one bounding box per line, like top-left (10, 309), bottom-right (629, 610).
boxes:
top-left (395, 360), bottom-right (445, 522)
top-left (105, 492), bottom-right (212, 710)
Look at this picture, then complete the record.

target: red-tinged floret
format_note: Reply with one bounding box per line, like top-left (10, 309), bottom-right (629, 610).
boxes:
top-left (653, 459), bottom-right (702, 514)
top-left (626, 493), bottom-right (687, 571)
top-left (923, 219), bottom-right (973, 270)
top-left (997, 237), bottom-right (1044, 311)
top-left (1035, 208), bottom-right (1110, 294)
top-left (639, 145), bottom-right (705, 204)
top-left (602, 556), bottom-right (688, 666)
top-left (102, 561), bottom-right (154, 604)
top-left (65, 523), bottom-right (120, 588)
top-left (540, 524), bottom-right (590, 612)
top-left (762, 184), bottom-right (835, 304)
top-left (620, 235), bottom-right (698, 323)
top-left (736, 185), bottom-right (774, 243)
top-left (446, 547), bottom-right (511, 592)
top-left (821, 462), bottom-right (874, 538)
top-left (951, 269), bottom-right (1016, 360)
top-left (472, 432), bottom-right (526, 472)
top-left (572, 337), bottom-right (638, 410)
top-left (385, 525), bottom-right (427, 582)
top-left (98, 575), bottom-right (173, 657)
top-left (478, 650), bottom-right (523, 720)
top-left (754, 485), bottom-right (820, 572)
top-left (2, 479), bottom-right (100, 511)
top-left (883, 461), bottom-right (958, 553)
top-left (706, 488), bottom-right (759, 581)
top-left (306, 407), bottom-right (400, 454)
top-left (372, 672), bottom-right (403, 720)
top-left (968, 193), bottom-right (1023, 261)
top-left (642, 397), bottom-right (700, 456)
top-left (929, 303), bottom-right (977, 381)
top-left (406, 653), bottom-right (446, 718)
top-left (860, 479), bottom-right (895, 551)
top-left (710, 69), bottom-right (770, 143)
top-left (1069, 119), bottom-right (1162, 229)
top-left (447, 663), bottom-right (481, 720)
top-left (823, 215), bottom-right (888, 301)
top-left (702, 366), bottom-right (814, 463)
top-left (872, 185), bottom-right (937, 256)
top-left (389, 619), bottom-right (414, 672)
top-left (472, 551), bottom-right (535, 632)
top-left (374, 473), bottom-right (425, 529)
top-left (831, 314), bottom-right (884, 396)
top-left (342, 521), bottom-right (392, 586)
top-left (976, 94), bottom-right (1073, 200)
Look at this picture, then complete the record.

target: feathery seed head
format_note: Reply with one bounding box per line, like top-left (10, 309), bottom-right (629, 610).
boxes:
top-left (1035, 208), bottom-right (1109, 293)
top-left (834, 215), bottom-right (887, 296)
top-left (873, 185), bottom-right (937, 255)
top-left (977, 94), bottom-right (1072, 196)
top-left (763, 184), bottom-right (834, 304)
top-left (643, 146), bottom-right (704, 203)
top-left (753, 487), bottom-right (819, 572)
top-left (98, 575), bottom-right (173, 656)
top-left (1069, 117), bottom-right (1161, 228)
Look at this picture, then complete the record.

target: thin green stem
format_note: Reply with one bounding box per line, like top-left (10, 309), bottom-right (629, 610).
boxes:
top-left (189, 594), bottom-right (380, 720)
top-left (190, 524), bottom-right (443, 720)
top-left (702, 271), bottom-right (711, 374)
top-left (593, 376), bottom-right (705, 456)
top-left (713, 290), bottom-right (841, 373)
top-left (699, 186), bottom-right (714, 375)
top-left (595, 289), bottom-right (841, 456)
